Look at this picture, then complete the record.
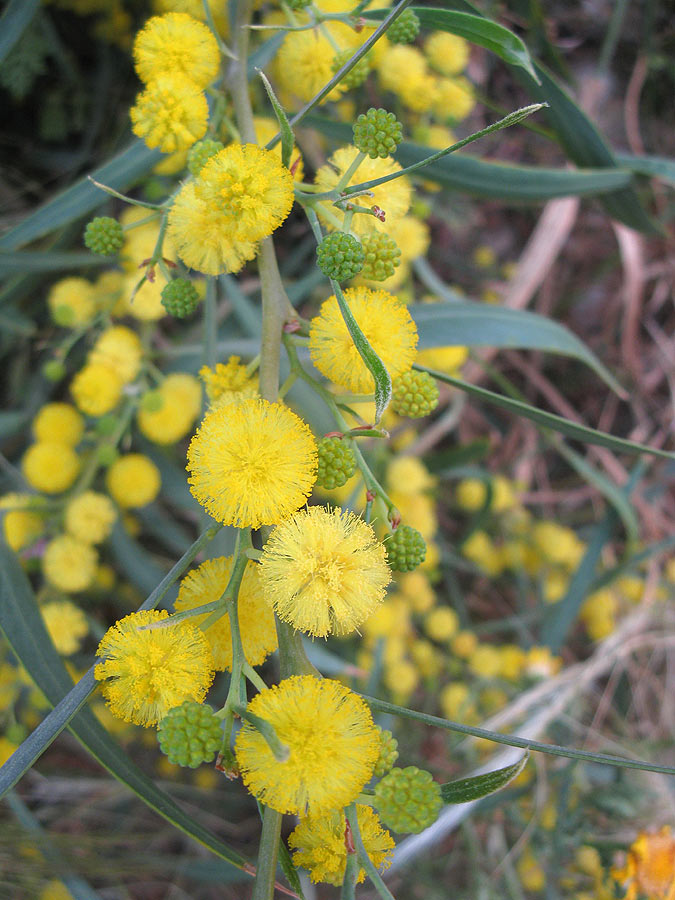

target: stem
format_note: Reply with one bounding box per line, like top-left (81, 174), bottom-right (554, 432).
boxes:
top-left (345, 804), bottom-right (396, 900)
top-left (203, 278), bottom-right (217, 369)
top-left (228, 0), bottom-right (256, 143)
top-left (335, 151), bottom-right (367, 193)
top-left (251, 807), bottom-right (282, 900)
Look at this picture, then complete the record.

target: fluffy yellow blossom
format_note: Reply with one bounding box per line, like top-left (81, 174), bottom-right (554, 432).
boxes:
top-left (315, 147), bottom-right (412, 236)
top-left (137, 373), bottom-right (201, 445)
top-left (131, 73), bottom-right (208, 152)
top-left (467, 643), bottom-right (502, 679)
top-left (451, 630), bottom-right (478, 659)
top-left (499, 644), bottom-right (526, 681)
top-left (517, 848), bottom-right (546, 892)
top-left (260, 506), bottom-right (390, 638)
top-left (440, 682), bottom-right (473, 720)
top-left (65, 491), bottom-right (117, 544)
top-left (175, 557), bottom-right (277, 671)
top-left (187, 398), bottom-right (317, 528)
top-left (152, 0), bottom-right (228, 36)
top-left (398, 570), bottom-right (435, 613)
top-left (424, 31), bottom-right (470, 76)
top-left (384, 658), bottom-right (419, 699)
top-left (289, 805), bottom-right (394, 885)
top-left (254, 116), bottom-right (305, 181)
top-left (95, 610), bottom-right (215, 726)
top-left (432, 76), bottom-right (476, 122)
top-left (386, 457), bottom-right (435, 495)
top-left (47, 277), bottom-right (97, 327)
top-left (525, 646), bottom-right (561, 678)
top-left (416, 344), bottom-right (469, 373)
top-left (462, 530), bottom-right (503, 575)
top-left (309, 286), bottom-right (418, 393)
top-left (612, 826), bottom-right (675, 900)
top-left (89, 326), bottom-right (143, 384)
top-left (0, 494), bottom-right (44, 551)
top-left (425, 606), bottom-right (459, 642)
top-left (275, 28), bottom-right (346, 103)
top-left (42, 535), bottom-right (98, 593)
top-left (133, 13), bottom-right (220, 88)
top-left (122, 271), bottom-right (169, 321)
top-left (106, 454), bottom-right (161, 508)
top-left (32, 403), bottom-right (84, 446)
top-left (456, 475), bottom-right (518, 513)
top-left (388, 490), bottom-right (437, 540)
top-left (195, 144), bottom-right (295, 244)
top-left (167, 182), bottom-right (258, 275)
top-left (70, 363), bottom-right (123, 416)
top-left (22, 442), bottom-right (80, 494)
top-left (235, 676), bottom-right (379, 816)
top-left (199, 357), bottom-right (258, 406)
top-left (377, 44), bottom-right (427, 93)
top-left (532, 521), bottom-right (585, 569)
top-left (42, 600), bottom-right (89, 655)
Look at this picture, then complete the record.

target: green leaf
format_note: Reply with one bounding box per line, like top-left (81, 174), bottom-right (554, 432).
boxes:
top-left (0, 141), bottom-right (163, 251)
top-left (0, 539), bottom-right (248, 873)
top-left (0, 251), bottom-right (108, 275)
top-left (415, 366), bottom-right (675, 460)
top-left (362, 694), bottom-right (675, 775)
top-left (332, 280), bottom-right (391, 421)
top-left (369, 7), bottom-right (538, 81)
top-left (0, 0), bottom-right (40, 64)
top-left (257, 69), bottom-right (294, 170)
top-left (616, 152), bottom-right (675, 186)
top-left (109, 521), bottom-right (171, 597)
top-left (410, 301), bottom-right (623, 394)
top-left (305, 117), bottom-right (632, 201)
top-left (440, 754), bottom-right (529, 804)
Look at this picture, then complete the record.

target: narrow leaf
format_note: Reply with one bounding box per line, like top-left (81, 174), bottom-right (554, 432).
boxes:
top-left (410, 301), bottom-right (623, 394)
top-left (362, 694), bottom-right (675, 775)
top-left (615, 152), bottom-right (675, 186)
top-left (0, 251), bottom-right (108, 275)
top-left (332, 280), bottom-right (391, 421)
top-left (305, 117), bottom-right (632, 201)
top-left (440, 754), bottom-right (529, 804)
top-left (0, 540), bottom-right (249, 873)
top-left (0, 0), bottom-right (40, 64)
top-left (257, 69), bottom-right (294, 169)
top-left (415, 366), bottom-right (674, 461)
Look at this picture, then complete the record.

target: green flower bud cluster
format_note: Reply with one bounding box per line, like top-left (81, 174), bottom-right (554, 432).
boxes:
top-left (316, 436), bottom-right (357, 490)
top-left (332, 49), bottom-right (371, 89)
top-left (361, 232), bottom-right (401, 281)
top-left (386, 9), bottom-right (420, 44)
top-left (373, 726), bottom-right (399, 777)
top-left (316, 232), bottom-right (364, 282)
top-left (353, 108), bottom-right (403, 159)
top-left (84, 217), bottom-right (124, 256)
top-left (161, 278), bottom-right (200, 318)
top-left (385, 525), bottom-right (427, 572)
top-left (187, 138), bottom-right (225, 176)
top-left (374, 766), bottom-right (443, 833)
top-left (391, 370), bottom-right (440, 418)
top-left (157, 701), bottom-right (223, 768)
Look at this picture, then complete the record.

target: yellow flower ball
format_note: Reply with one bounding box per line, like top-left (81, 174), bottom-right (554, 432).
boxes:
top-left (425, 606), bottom-right (459, 642)
top-left (42, 535), bottom-right (98, 593)
top-left (64, 491), bottom-right (117, 544)
top-left (152, 0), bottom-right (229, 36)
top-left (89, 325), bottom-right (143, 384)
top-left (377, 44), bottom-right (427, 94)
top-left (397, 570), bottom-right (435, 613)
top-left (47, 277), bottom-right (97, 327)
top-left (22, 442), bottom-right (80, 494)
top-left (0, 494), bottom-right (44, 551)
top-left (259, 505), bottom-right (391, 638)
top-left (131, 72), bottom-right (208, 153)
top-left (175, 556), bottom-right (277, 671)
top-left (235, 675), bottom-right (379, 817)
top-left (200, 357), bottom-right (258, 406)
top-left (106, 454), bottom-right (161, 508)
top-left (122, 271), bottom-right (169, 321)
top-left (42, 600), bottom-right (89, 655)
top-left (384, 658), bottom-right (418, 699)
top-left (70, 363), bottom-right (123, 417)
top-left (416, 344), bottom-right (469, 374)
top-left (309, 286), bottom-right (418, 393)
top-left (137, 373), bottom-right (202, 445)
top-left (386, 457), bottom-right (435, 495)
top-left (424, 31), bottom-right (470, 76)
top-left (275, 28), bottom-right (346, 103)
top-left (462, 530), bottom-right (503, 576)
top-left (451, 630), bottom-right (478, 659)
top-left (187, 398), bottom-right (317, 529)
top-left (440, 682), bottom-right (473, 720)
top-left (133, 13), bottom-right (220, 88)
top-left (499, 644), bottom-right (526, 681)
top-left (432, 76), bottom-right (476, 123)
top-left (388, 490), bottom-right (437, 540)
top-left (467, 643), bottom-right (502, 679)
top-left (314, 147), bottom-right (412, 236)
top-left (32, 403), bottom-right (84, 446)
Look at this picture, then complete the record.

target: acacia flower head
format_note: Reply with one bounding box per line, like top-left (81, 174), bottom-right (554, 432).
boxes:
top-left (130, 73), bottom-right (208, 153)
top-left (95, 609), bottom-right (215, 727)
top-left (133, 13), bottom-right (220, 88)
top-left (259, 505), bottom-right (390, 638)
top-left (309, 286), bottom-right (418, 393)
top-left (186, 398), bottom-right (317, 528)
top-left (199, 357), bottom-right (258, 407)
top-left (289, 805), bottom-right (394, 885)
top-left (175, 556), bottom-right (277, 671)
top-left (234, 676), bottom-right (380, 816)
